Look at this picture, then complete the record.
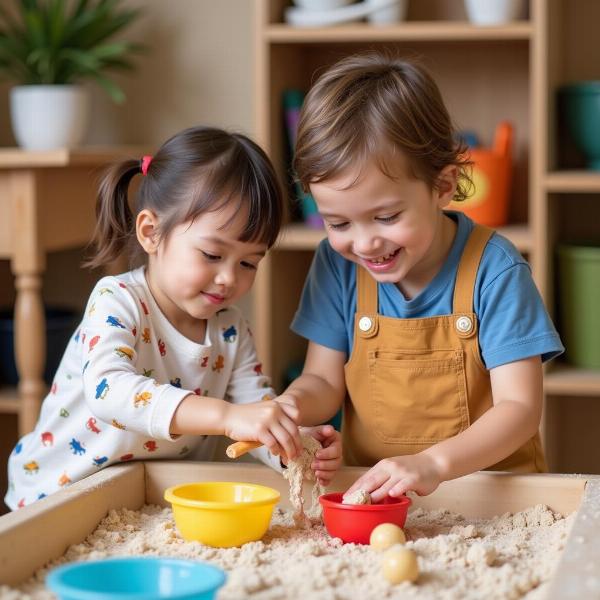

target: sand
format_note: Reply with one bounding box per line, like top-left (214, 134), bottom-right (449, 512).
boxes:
top-left (0, 500), bottom-right (573, 600)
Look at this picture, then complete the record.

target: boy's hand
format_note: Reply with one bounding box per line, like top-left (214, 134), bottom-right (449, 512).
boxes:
top-left (344, 452), bottom-right (443, 503)
top-left (223, 401), bottom-right (302, 462)
top-left (303, 424), bottom-right (342, 486)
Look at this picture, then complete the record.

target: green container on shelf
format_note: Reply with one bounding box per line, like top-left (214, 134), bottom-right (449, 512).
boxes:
top-left (557, 244), bottom-right (600, 368)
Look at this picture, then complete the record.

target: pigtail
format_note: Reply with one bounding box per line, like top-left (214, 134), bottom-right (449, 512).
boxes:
top-left (83, 159), bottom-right (140, 269)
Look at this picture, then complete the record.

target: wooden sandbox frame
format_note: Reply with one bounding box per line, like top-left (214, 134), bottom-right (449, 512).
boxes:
top-left (0, 462), bottom-right (598, 598)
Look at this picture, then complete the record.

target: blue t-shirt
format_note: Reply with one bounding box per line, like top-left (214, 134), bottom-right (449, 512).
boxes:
top-left (291, 211), bottom-right (564, 370)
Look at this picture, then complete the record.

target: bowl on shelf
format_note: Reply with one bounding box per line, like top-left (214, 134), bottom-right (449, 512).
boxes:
top-left (560, 81), bottom-right (600, 171)
top-left (464, 0), bottom-right (527, 25)
top-left (46, 557), bottom-right (226, 600)
top-left (319, 492), bottom-right (411, 544)
top-left (164, 481), bottom-right (280, 547)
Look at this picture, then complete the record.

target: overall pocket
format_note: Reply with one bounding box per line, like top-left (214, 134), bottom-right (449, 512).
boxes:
top-left (368, 349), bottom-right (469, 444)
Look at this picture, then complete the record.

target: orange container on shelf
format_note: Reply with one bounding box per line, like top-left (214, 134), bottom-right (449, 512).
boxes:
top-left (451, 121), bottom-right (514, 227)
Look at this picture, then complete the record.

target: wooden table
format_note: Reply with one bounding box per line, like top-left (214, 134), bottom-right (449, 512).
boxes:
top-left (0, 148), bottom-right (142, 436)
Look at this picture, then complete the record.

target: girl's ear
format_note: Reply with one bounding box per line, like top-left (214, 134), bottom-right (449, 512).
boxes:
top-left (136, 209), bottom-right (160, 254)
top-left (435, 165), bottom-right (458, 209)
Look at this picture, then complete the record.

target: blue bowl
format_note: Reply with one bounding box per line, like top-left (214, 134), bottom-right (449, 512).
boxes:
top-left (46, 557), bottom-right (227, 600)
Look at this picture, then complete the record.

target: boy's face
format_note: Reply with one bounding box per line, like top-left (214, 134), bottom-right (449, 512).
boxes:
top-left (143, 201), bottom-right (266, 336)
top-left (310, 157), bottom-right (457, 297)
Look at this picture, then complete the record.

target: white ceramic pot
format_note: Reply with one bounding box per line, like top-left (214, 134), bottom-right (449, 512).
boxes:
top-left (464, 0), bottom-right (526, 25)
top-left (366, 0), bottom-right (408, 24)
top-left (10, 85), bottom-right (89, 150)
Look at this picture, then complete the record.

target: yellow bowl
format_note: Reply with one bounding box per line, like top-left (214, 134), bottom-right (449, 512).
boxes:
top-left (164, 481), bottom-right (280, 548)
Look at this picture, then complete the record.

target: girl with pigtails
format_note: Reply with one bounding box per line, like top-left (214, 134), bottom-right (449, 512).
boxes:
top-left (6, 126), bottom-right (341, 510)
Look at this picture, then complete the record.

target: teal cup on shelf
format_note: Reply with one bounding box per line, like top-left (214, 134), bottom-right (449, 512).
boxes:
top-left (560, 81), bottom-right (600, 171)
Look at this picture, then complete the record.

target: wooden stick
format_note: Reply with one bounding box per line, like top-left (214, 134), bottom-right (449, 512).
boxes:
top-left (226, 440), bottom-right (263, 459)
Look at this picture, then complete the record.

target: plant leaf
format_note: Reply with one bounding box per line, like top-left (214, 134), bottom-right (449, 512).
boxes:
top-left (0, 0), bottom-right (144, 101)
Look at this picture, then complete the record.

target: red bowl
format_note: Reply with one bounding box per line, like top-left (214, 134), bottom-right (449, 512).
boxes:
top-left (319, 492), bottom-right (411, 545)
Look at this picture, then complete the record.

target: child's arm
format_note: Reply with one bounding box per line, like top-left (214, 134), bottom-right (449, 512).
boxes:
top-left (172, 313), bottom-right (306, 464)
top-left (346, 356), bottom-right (543, 502)
top-left (276, 340), bottom-right (347, 426)
top-left (169, 393), bottom-right (302, 461)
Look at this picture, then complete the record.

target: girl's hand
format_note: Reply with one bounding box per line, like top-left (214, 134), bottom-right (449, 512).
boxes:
top-left (303, 424), bottom-right (342, 486)
top-left (344, 452), bottom-right (443, 503)
top-left (223, 400), bottom-right (302, 462)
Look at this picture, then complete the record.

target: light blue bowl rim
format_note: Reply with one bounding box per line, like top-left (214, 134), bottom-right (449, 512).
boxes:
top-left (46, 557), bottom-right (227, 600)
top-left (559, 81), bottom-right (600, 95)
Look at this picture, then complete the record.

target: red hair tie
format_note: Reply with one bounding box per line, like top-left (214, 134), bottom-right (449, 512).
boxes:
top-left (141, 155), bottom-right (153, 176)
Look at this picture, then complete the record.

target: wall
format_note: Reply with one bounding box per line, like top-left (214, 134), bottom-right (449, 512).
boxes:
top-left (0, 0), bottom-right (256, 312)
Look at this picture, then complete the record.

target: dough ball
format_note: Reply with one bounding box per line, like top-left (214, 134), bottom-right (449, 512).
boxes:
top-left (342, 489), bottom-right (372, 505)
top-left (382, 546), bottom-right (419, 585)
top-left (370, 523), bottom-right (406, 551)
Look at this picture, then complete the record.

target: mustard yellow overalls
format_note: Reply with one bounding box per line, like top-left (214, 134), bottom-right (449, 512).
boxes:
top-left (342, 224), bottom-right (547, 472)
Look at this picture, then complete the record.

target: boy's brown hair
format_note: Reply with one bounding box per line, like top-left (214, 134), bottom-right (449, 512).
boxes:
top-left (294, 52), bottom-right (472, 201)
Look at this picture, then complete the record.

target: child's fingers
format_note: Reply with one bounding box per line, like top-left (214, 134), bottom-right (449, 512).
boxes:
top-left (278, 415), bottom-right (303, 457)
top-left (345, 469), bottom-right (389, 498)
top-left (371, 478), bottom-right (410, 503)
top-left (315, 444), bottom-right (340, 460)
top-left (388, 479), bottom-right (412, 498)
top-left (308, 424), bottom-right (334, 442)
top-left (369, 479), bottom-right (396, 504)
top-left (278, 402), bottom-right (300, 423)
top-left (311, 459), bottom-right (340, 473)
top-left (259, 432), bottom-right (282, 457)
top-left (270, 424), bottom-right (300, 462)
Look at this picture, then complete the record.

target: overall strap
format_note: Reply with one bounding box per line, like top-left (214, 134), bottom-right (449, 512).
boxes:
top-left (453, 224), bottom-right (495, 314)
top-left (356, 265), bottom-right (378, 315)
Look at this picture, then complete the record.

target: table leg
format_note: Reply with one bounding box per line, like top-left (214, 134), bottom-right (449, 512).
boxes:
top-left (10, 171), bottom-right (46, 437)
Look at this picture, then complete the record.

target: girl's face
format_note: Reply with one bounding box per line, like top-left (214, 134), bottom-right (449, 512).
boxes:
top-left (310, 157), bottom-right (457, 298)
top-left (143, 201), bottom-right (267, 339)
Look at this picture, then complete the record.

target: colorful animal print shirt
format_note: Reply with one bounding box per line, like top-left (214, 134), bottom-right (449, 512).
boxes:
top-left (5, 267), bottom-right (281, 510)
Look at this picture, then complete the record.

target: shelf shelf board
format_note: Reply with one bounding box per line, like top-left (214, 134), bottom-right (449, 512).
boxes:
top-left (277, 223), bottom-right (326, 250)
top-left (0, 146), bottom-right (149, 169)
top-left (545, 365), bottom-right (600, 397)
top-left (545, 171), bottom-right (600, 193)
top-left (265, 21), bottom-right (533, 43)
top-left (497, 224), bottom-right (532, 253)
top-left (276, 222), bottom-right (532, 252)
top-left (0, 388), bottom-right (19, 414)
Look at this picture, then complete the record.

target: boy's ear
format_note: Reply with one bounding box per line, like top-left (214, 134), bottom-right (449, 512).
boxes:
top-left (136, 209), bottom-right (160, 254)
top-left (435, 165), bottom-right (458, 209)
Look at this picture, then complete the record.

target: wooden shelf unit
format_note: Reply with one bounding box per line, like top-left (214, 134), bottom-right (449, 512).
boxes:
top-left (253, 0), bottom-right (599, 472)
top-left (0, 388), bottom-right (19, 415)
top-left (265, 21), bottom-right (533, 42)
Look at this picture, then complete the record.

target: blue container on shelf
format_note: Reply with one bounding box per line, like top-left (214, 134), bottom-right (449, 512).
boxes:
top-left (46, 557), bottom-right (227, 600)
top-left (0, 306), bottom-right (79, 386)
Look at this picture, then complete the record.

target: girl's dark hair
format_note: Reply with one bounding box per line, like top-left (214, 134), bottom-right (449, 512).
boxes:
top-left (84, 126), bottom-right (283, 269)
top-left (294, 52), bottom-right (473, 201)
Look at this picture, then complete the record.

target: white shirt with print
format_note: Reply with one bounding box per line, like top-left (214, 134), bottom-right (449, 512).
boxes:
top-left (5, 267), bottom-right (281, 510)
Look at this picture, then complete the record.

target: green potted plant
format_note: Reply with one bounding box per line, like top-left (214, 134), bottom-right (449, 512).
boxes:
top-left (0, 0), bottom-right (144, 150)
